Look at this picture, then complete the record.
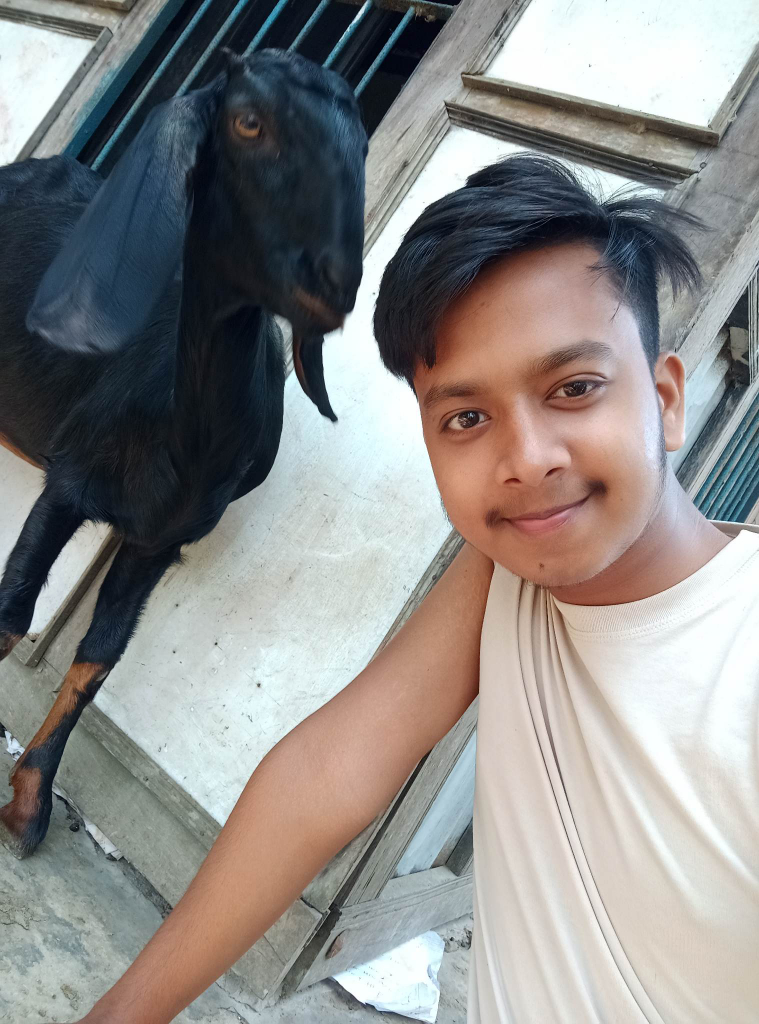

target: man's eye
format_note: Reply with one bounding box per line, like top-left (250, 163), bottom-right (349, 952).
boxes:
top-left (445, 411), bottom-right (486, 432)
top-left (552, 380), bottom-right (600, 400)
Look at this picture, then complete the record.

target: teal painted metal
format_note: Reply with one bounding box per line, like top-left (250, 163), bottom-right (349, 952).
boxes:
top-left (289, 0), bottom-right (332, 50)
top-left (354, 5), bottom-right (413, 95)
top-left (708, 407), bottom-right (759, 517)
top-left (695, 393), bottom-right (759, 521)
top-left (74, 0), bottom-right (453, 169)
top-left (177, 0), bottom-right (257, 95)
top-left (245, 0), bottom-right (294, 53)
top-left (65, 0), bottom-right (189, 159)
top-left (92, 0), bottom-right (217, 169)
top-left (323, 1), bottom-right (372, 68)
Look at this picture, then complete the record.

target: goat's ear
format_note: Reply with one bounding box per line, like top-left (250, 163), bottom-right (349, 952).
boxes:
top-left (292, 334), bottom-right (337, 422)
top-left (27, 85), bottom-right (219, 354)
top-left (220, 47), bottom-right (245, 77)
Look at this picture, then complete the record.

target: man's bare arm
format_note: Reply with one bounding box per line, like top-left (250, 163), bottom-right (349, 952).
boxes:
top-left (80, 543), bottom-right (494, 1024)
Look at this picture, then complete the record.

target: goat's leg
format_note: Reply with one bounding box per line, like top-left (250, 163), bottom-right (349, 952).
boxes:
top-left (0, 490), bottom-right (84, 661)
top-left (0, 540), bottom-right (180, 857)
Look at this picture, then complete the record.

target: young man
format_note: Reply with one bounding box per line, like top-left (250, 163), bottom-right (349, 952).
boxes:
top-left (74, 156), bottom-right (759, 1023)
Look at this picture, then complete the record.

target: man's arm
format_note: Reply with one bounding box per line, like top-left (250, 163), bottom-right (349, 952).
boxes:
top-left (80, 543), bottom-right (494, 1024)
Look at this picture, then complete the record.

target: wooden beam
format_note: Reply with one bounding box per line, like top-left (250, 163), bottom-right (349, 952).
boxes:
top-left (32, 0), bottom-right (184, 158)
top-left (293, 867), bottom-right (473, 990)
top-left (335, 0), bottom-right (454, 21)
top-left (342, 700), bottom-right (478, 906)
top-left (462, 74), bottom-right (720, 147)
top-left (749, 271), bottom-right (759, 383)
top-left (446, 819), bottom-right (474, 876)
top-left (363, 0), bottom-right (533, 248)
top-left (709, 41), bottom-right (759, 139)
top-left (448, 92), bottom-right (698, 187)
top-left (664, 73), bottom-right (759, 378)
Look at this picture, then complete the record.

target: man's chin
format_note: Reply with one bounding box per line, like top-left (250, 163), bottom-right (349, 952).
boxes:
top-left (499, 553), bottom-right (618, 593)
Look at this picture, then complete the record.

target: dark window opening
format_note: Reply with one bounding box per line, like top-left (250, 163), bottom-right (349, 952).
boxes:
top-left (77, 0), bottom-right (458, 173)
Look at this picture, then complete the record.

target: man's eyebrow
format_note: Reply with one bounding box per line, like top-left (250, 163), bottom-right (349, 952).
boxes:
top-left (421, 342), bottom-right (615, 410)
top-left (422, 381), bottom-right (484, 411)
top-left (529, 340), bottom-right (615, 378)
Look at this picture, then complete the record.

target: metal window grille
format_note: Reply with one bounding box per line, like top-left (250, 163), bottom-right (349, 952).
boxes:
top-left (72, 0), bottom-right (457, 173)
top-left (694, 392), bottom-right (759, 522)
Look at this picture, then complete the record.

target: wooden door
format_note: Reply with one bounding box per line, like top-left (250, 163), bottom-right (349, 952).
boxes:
top-left (282, 0), bottom-right (759, 992)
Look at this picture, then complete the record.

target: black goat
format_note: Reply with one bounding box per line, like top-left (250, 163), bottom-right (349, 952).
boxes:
top-left (0, 49), bottom-right (367, 857)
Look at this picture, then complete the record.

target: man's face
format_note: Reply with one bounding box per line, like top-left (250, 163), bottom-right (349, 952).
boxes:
top-left (414, 242), bottom-right (685, 590)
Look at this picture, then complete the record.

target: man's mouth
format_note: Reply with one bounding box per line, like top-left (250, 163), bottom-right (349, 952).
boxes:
top-left (505, 496), bottom-right (591, 536)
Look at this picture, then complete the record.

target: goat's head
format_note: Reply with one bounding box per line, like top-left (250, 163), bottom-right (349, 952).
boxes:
top-left (28, 50), bottom-right (367, 415)
top-left (206, 49), bottom-right (367, 335)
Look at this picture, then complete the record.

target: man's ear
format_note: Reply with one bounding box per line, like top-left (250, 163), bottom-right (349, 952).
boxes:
top-left (655, 351), bottom-right (686, 452)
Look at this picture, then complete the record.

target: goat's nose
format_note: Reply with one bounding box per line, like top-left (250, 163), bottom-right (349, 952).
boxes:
top-left (315, 252), bottom-right (359, 306)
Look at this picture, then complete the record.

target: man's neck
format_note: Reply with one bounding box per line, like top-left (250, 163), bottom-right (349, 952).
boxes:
top-left (549, 478), bottom-right (731, 607)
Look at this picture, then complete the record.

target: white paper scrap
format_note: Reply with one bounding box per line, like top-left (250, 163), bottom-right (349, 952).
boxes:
top-left (333, 931), bottom-right (446, 1022)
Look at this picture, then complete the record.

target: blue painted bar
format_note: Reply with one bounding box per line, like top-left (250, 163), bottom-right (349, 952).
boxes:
top-left (696, 398), bottom-right (759, 517)
top-left (289, 0), bottom-right (332, 52)
top-left (179, 0), bottom-right (257, 95)
top-left (354, 5), bottom-right (413, 95)
top-left (92, 0), bottom-right (217, 169)
top-left (707, 409), bottom-right (759, 517)
top-left (323, 1), bottom-right (372, 69)
top-left (718, 413), bottom-right (759, 519)
top-left (245, 0), bottom-right (294, 53)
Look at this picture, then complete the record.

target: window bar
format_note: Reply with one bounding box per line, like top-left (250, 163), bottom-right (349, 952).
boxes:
top-left (244, 0), bottom-right (295, 54)
top-left (749, 272), bottom-right (758, 384)
top-left (697, 400), bottom-right (759, 518)
top-left (289, 0), bottom-right (333, 52)
top-left (323, 1), bottom-right (373, 69)
top-left (336, 0), bottom-right (452, 21)
top-left (720, 412), bottom-right (759, 520)
top-left (710, 403), bottom-right (759, 518)
top-left (354, 5), bottom-right (414, 96)
top-left (724, 458), bottom-right (759, 521)
top-left (92, 0), bottom-right (218, 169)
top-left (178, 0), bottom-right (259, 95)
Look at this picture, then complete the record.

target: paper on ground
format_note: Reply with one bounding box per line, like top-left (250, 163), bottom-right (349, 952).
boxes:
top-left (3, 729), bottom-right (122, 859)
top-left (333, 930), bottom-right (446, 1022)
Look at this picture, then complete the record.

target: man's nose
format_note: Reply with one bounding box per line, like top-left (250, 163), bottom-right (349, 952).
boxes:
top-left (493, 416), bottom-right (570, 489)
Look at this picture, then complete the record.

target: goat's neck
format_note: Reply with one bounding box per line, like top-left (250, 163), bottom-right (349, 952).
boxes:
top-left (171, 241), bottom-right (266, 449)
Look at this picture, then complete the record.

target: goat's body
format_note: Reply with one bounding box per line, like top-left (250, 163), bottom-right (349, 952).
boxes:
top-left (0, 158), bottom-right (288, 858)
top-left (0, 52), bottom-right (366, 859)
top-left (0, 157), bottom-right (285, 550)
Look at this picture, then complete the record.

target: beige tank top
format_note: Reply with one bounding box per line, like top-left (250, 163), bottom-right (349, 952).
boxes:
top-left (469, 523), bottom-right (759, 1023)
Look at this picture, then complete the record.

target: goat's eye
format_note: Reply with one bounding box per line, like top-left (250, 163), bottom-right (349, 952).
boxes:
top-left (233, 113), bottom-right (264, 140)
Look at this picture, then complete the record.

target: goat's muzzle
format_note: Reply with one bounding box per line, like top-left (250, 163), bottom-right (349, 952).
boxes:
top-left (292, 287), bottom-right (346, 333)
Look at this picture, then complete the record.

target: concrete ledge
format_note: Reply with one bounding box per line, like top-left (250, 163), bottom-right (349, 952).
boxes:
top-left (0, 652), bottom-right (320, 1004)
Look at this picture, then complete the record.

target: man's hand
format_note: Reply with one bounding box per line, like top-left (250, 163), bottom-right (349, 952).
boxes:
top-left (78, 543), bottom-right (494, 1024)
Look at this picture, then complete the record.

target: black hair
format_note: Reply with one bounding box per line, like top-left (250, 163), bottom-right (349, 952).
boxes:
top-left (374, 154), bottom-right (702, 386)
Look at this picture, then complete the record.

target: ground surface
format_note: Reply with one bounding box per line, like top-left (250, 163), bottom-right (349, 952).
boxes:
top-left (0, 745), bottom-right (470, 1023)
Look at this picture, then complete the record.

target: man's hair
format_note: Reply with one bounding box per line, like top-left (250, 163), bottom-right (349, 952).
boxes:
top-left (374, 155), bottom-right (702, 386)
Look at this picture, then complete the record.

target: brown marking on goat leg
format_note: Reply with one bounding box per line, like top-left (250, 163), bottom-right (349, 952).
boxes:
top-left (0, 765), bottom-right (44, 859)
top-left (0, 632), bottom-right (23, 661)
top-left (0, 662), bottom-right (107, 857)
top-left (24, 661), bottom-right (108, 751)
top-left (0, 433), bottom-right (42, 469)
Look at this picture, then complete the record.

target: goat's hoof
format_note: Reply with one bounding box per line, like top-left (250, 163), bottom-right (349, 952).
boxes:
top-left (0, 630), bottom-right (23, 662)
top-left (0, 799), bottom-right (48, 859)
